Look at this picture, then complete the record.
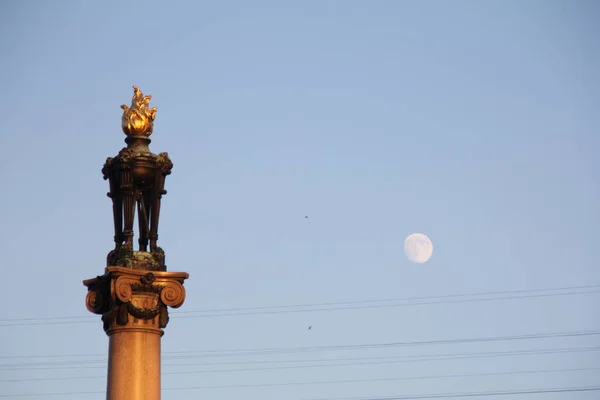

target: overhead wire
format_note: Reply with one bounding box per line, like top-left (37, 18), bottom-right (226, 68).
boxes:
top-left (148, 367), bottom-right (600, 390)
top-left (3, 285), bottom-right (597, 397)
top-left (2, 328), bottom-right (599, 366)
top-left (0, 284), bottom-right (598, 326)
top-left (174, 284), bottom-right (600, 315)
top-left (2, 347), bottom-right (600, 381)
top-left (303, 386), bottom-right (600, 400)
top-left (2, 370), bottom-right (599, 397)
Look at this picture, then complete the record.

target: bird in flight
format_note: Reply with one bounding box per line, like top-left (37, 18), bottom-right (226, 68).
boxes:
top-left (308, 326), bottom-right (312, 330)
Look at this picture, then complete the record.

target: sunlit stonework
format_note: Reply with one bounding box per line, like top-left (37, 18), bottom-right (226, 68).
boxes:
top-left (121, 86), bottom-right (158, 136)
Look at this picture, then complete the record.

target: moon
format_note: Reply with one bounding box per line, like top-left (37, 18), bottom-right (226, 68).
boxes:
top-left (404, 233), bottom-right (433, 264)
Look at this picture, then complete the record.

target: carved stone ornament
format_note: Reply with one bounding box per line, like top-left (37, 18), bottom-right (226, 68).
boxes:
top-left (84, 267), bottom-right (188, 334)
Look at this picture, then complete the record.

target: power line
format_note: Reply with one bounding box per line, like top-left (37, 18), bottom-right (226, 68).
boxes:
top-left (0, 380), bottom-right (600, 400)
top-left (2, 330), bottom-right (599, 368)
top-left (167, 290), bottom-right (600, 319)
top-left (158, 367), bottom-right (600, 390)
top-left (3, 348), bottom-right (599, 381)
top-left (305, 386), bottom-right (600, 400)
top-left (1, 284), bottom-right (597, 326)
top-left (133, 329), bottom-right (600, 358)
top-left (174, 284), bottom-right (600, 315)
top-left (2, 370), bottom-right (599, 397)
top-left (4, 346), bottom-right (598, 373)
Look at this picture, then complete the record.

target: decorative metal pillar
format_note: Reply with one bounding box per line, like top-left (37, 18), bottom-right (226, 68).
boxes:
top-left (84, 86), bottom-right (189, 400)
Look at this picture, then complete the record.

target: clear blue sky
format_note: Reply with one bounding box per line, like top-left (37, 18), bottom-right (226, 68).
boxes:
top-left (1, 1), bottom-right (599, 398)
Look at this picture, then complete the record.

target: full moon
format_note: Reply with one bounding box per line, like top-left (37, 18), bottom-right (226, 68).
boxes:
top-left (404, 233), bottom-right (433, 264)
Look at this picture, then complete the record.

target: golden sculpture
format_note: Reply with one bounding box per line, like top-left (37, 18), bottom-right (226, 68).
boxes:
top-left (121, 86), bottom-right (158, 136)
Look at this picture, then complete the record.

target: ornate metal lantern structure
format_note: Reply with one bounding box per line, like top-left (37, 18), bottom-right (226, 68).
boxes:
top-left (101, 86), bottom-right (173, 270)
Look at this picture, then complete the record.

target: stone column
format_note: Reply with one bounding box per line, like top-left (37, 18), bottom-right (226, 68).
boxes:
top-left (84, 266), bottom-right (189, 400)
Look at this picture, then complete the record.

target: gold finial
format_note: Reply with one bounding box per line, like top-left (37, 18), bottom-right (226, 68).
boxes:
top-left (121, 86), bottom-right (158, 136)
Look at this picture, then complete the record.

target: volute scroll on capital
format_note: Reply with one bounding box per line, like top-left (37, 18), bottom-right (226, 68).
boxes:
top-left (159, 281), bottom-right (186, 308)
top-left (85, 274), bottom-right (111, 315)
top-left (86, 289), bottom-right (105, 315)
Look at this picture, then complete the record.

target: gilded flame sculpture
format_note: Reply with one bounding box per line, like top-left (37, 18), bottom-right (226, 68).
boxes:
top-left (102, 86), bottom-right (173, 270)
top-left (121, 86), bottom-right (158, 136)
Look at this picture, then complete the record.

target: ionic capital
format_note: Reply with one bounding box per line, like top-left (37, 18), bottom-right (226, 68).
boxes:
top-left (83, 266), bottom-right (189, 335)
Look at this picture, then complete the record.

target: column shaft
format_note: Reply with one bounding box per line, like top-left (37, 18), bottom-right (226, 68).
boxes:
top-left (107, 328), bottom-right (161, 400)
